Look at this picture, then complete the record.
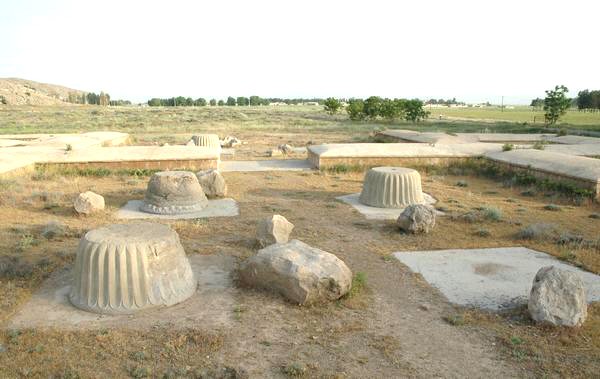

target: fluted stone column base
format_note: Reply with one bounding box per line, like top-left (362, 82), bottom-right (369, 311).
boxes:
top-left (69, 222), bottom-right (196, 314)
top-left (359, 167), bottom-right (425, 208)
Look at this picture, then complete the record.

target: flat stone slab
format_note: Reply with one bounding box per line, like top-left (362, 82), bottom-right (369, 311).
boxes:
top-left (379, 130), bottom-right (555, 144)
top-left (486, 150), bottom-right (600, 184)
top-left (308, 143), bottom-right (504, 158)
top-left (545, 143), bottom-right (600, 157)
top-left (546, 135), bottom-right (600, 145)
top-left (116, 198), bottom-right (238, 219)
top-left (47, 145), bottom-right (221, 163)
top-left (220, 159), bottom-right (313, 172)
top-left (394, 247), bottom-right (600, 310)
top-left (6, 255), bottom-right (236, 330)
top-left (336, 193), bottom-right (437, 220)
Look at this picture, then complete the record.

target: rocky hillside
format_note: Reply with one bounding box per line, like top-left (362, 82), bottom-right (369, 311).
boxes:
top-left (0, 78), bottom-right (85, 105)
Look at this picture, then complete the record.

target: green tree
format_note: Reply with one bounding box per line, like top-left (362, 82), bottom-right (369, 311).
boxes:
top-left (218, 99), bottom-right (225, 106)
top-left (363, 96), bottom-right (383, 119)
top-left (226, 96), bottom-right (236, 106)
top-left (148, 98), bottom-right (162, 106)
top-left (209, 99), bottom-right (217, 106)
top-left (249, 96), bottom-right (263, 106)
top-left (323, 97), bottom-right (341, 115)
top-left (236, 96), bottom-right (249, 106)
top-left (379, 98), bottom-right (405, 120)
top-left (403, 99), bottom-right (429, 122)
top-left (194, 98), bottom-right (207, 106)
top-left (543, 85), bottom-right (570, 125)
top-left (346, 99), bottom-right (365, 120)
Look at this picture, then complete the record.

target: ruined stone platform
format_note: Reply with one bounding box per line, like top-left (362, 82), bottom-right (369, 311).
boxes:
top-left (486, 150), bottom-right (600, 199)
top-left (307, 143), bottom-right (503, 169)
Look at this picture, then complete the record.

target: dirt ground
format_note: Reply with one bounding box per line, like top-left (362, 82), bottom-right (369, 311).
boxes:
top-left (1, 156), bottom-right (600, 378)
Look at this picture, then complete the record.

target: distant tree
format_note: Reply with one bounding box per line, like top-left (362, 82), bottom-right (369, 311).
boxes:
top-left (209, 99), bottom-right (217, 106)
top-left (218, 99), bottom-right (225, 106)
top-left (363, 96), bottom-right (383, 119)
top-left (236, 96), bottom-right (249, 106)
top-left (543, 85), bottom-right (570, 125)
top-left (194, 98), bottom-right (207, 106)
top-left (226, 96), bottom-right (236, 106)
top-left (148, 98), bottom-right (162, 106)
top-left (403, 99), bottom-right (429, 122)
top-left (346, 99), bottom-right (365, 120)
top-left (530, 98), bottom-right (544, 108)
top-left (99, 92), bottom-right (110, 106)
top-left (323, 97), bottom-right (342, 115)
top-left (379, 98), bottom-right (405, 120)
top-left (249, 96), bottom-right (263, 106)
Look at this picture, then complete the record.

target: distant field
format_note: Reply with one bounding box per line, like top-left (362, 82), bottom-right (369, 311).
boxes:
top-left (1, 105), bottom-right (599, 141)
top-left (427, 105), bottom-right (600, 127)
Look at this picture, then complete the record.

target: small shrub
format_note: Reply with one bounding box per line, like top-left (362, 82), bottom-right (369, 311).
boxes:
top-left (557, 129), bottom-right (568, 136)
top-left (444, 314), bottom-right (465, 326)
top-left (516, 223), bottom-right (557, 240)
top-left (482, 207), bottom-right (502, 221)
top-left (589, 213), bottom-right (600, 219)
top-left (520, 189), bottom-right (536, 197)
top-left (502, 143), bottom-right (514, 151)
top-left (282, 362), bottom-right (307, 377)
top-left (347, 272), bottom-right (366, 298)
top-left (532, 141), bottom-right (547, 150)
top-left (456, 180), bottom-right (468, 187)
top-left (65, 144), bottom-right (73, 152)
top-left (475, 228), bottom-right (491, 237)
top-left (326, 164), bottom-right (362, 174)
top-left (543, 204), bottom-right (561, 211)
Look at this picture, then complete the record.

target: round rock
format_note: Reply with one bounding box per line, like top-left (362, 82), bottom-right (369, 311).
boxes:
top-left (359, 167), bottom-right (425, 208)
top-left (140, 171), bottom-right (208, 215)
top-left (69, 222), bottom-right (196, 315)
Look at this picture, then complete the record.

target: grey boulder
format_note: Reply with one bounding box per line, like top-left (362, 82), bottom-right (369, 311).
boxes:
top-left (528, 266), bottom-right (587, 327)
top-left (196, 169), bottom-right (227, 198)
top-left (397, 204), bottom-right (436, 234)
top-left (239, 239), bottom-right (352, 304)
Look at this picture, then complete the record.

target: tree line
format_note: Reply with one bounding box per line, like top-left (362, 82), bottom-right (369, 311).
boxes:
top-left (67, 91), bottom-right (129, 106)
top-left (147, 96), bottom-right (324, 107)
top-left (323, 97), bottom-right (430, 122)
top-left (576, 90), bottom-right (600, 111)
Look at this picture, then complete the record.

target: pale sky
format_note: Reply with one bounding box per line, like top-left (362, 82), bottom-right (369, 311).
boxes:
top-left (1, 0), bottom-right (598, 104)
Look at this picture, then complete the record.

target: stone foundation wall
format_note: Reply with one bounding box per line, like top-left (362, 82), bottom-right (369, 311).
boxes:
top-left (36, 158), bottom-right (219, 171)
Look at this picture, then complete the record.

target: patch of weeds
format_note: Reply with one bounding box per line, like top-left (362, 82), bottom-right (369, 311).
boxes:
top-left (502, 143), bottom-right (514, 151)
top-left (444, 313), bottom-right (465, 326)
top-left (130, 351), bottom-right (146, 361)
top-left (65, 144), bottom-right (72, 152)
top-left (558, 250), bottom-right (577, 262)
top-left (455, 180), bottom-right (468, 187)
top-left (555, 232), bottom-right (584, 246)
top-left (516, 207), bottom-right (527, 213)
top-left (510, 336), bottom-right (524, 346)
top-left (543, 204), bottom-right (561, 211)
top-left (16, 233), bottom-right (39, 252)
top-left (515, 223), bottom-right (557, 240)
top-left (347, 272), bottom-right (366, 298)
top-left (589, 213), bottom-right (600, 219)
top-left (352, 221), bottom-right (372, 230)
top-left (127, 365), bottom-right (151, 379)
top-left (482, 207), bottom-right (502, 221)
top-left (0, 256), bottom-right (34, 278)
top-left (41, 220), bottom-right (67, 239)
top-left (281, 362), bottom-right (307, 377)
top-left (532, 141), bottom-right (548, 150)
top-left (325, 164), bottom-right (363, 174)
top-left (475, 228), bottom-right (491, 237)
top-left (381, 255), bottom-right (394, 262)
top-left (233, 305), bottom-right (245, 320)
top-left (504, 198), bottom-right (516, 203)
top-left (325, 203), bottom-right (337, 209)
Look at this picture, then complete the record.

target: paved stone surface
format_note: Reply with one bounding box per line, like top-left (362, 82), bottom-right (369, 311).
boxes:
top-left (379, 130), bottom-right (555, 144)
top-left (7, 254), bottom-right (236, 330)
top-left (545, 143), bottom-right (600, 157)
top-left (486, 150), bottom-right (600, 184)
top-left (309, 143), bottom-right (504, 158)
top-left (547, 135), bottom-right (600, 145)
top-left (337, 193), bottom-right (437, 220)
top-left (117, 199), bottom-right (239, 219)
top-left (394, 247), bottom-right (600, 310)
top-left (219, 159), bottom-right (313, 172)
top-left (47, 145), bottom-right (221, 163)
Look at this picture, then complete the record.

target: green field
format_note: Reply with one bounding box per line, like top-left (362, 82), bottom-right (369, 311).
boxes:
top-left (1, 105), bottom-right (599, 139)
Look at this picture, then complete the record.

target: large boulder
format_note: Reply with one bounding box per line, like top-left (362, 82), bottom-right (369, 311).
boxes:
top-left (528, 266), bottom-right (587, 327)
top-left (196, 169), bottom-right (227, 198)
top-left (397, 204), bottom-right (436, 234)
top-left (74, 191), bottom-right (105, 215)
top-left (239, 239), bottom-right (352, 304)
top-left (256, 215), bottom-right (294, 247)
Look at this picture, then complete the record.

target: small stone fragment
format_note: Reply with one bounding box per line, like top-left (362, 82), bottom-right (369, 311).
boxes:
top-left (256, 215), bottom-right (294, 247)
top-left (397, 204), bottom-right (436, 234)
top-left (74, 191), bottom-right (105, 215)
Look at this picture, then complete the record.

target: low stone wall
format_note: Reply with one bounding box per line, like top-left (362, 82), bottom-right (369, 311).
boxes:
top-left (308, 151), bottom-right (472, 170)
top-left (486, 160), bottom-right (599, 200)
top-left (36, 158), bottom-right (218, 171)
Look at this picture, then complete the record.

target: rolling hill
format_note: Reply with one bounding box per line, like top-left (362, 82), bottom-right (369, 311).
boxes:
top-left (0, 78), bottom-right (85, 105)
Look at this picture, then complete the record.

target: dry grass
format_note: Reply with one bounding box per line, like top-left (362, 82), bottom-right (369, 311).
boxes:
top-left (0, 151), bottom-right (600, 375)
